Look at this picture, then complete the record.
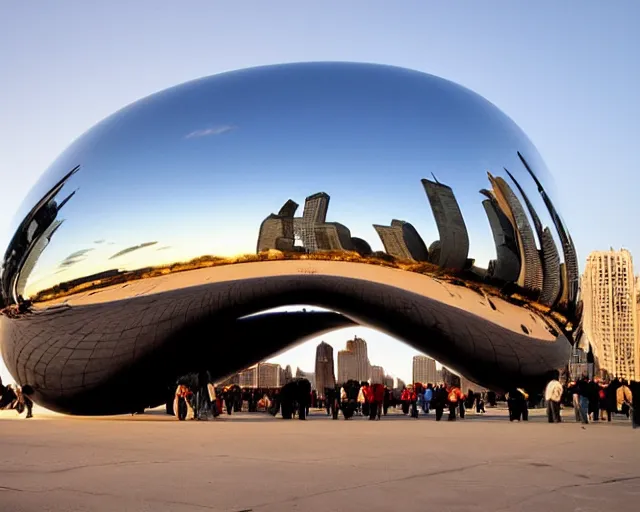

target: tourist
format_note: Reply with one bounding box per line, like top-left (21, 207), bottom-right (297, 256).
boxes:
top-left (423, 383), bottom-right (433, 414)
top-left (474, 392), bottom-right (486, 414)
top-left (605, 378), bottom-right (620, 422)
top-left (617, 380), bottom-right (633, 419)
top-left (544, 372), bottom-right (563, 423)
top-left (382, 387), bottom-right (391, 416)
top-left (576, 375), bottom-right (591, 425)
top-left (507, 387), bottom-right (529, 421)
top-left (588, 377), bottom-right (602, 422)
top-left (629, 380), bottom-right (640, 429)
top-left (0, 378), bottom-right (34, 419)
top-left (409, 385), bottom-right (419, 418)
top-left (447, 385), bottom-right (463, 421)
top-left (433, 384), bottom-right (447, 421)
top-left (174, 383), bottom-right (194, 421)
top-left (400, 386), bottom-right (410, 415)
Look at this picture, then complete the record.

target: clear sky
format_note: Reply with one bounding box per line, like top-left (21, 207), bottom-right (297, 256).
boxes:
top-left (1, 1), bottom-right (639, 385)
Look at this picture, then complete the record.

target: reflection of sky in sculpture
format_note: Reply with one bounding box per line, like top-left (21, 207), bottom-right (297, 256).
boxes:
top-left (9, 62), bottom-right (566, 296)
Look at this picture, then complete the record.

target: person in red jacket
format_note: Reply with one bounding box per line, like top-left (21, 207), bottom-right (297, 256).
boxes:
top-left (447, 386), bottom-right (464, 421)
top-left (400, 387), bottom-right (410, 415)
top-left (370, 383), bottom-right (385, 420)
top-left (409, 385), bottom-right (419, 418)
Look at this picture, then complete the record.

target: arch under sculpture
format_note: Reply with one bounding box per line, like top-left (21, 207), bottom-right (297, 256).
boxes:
top-left (0, 62), bottom-right (578, 415)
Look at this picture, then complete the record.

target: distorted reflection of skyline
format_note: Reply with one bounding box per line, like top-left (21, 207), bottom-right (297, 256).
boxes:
top-left (13, 63), bottom-right (568, 297)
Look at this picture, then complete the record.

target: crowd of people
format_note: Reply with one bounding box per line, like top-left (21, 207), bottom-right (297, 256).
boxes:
top-left (0, 377), bottom-right (34, 418)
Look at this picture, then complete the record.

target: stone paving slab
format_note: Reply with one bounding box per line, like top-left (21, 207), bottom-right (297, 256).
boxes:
top-left (0, 408), bottom-right (638, 511)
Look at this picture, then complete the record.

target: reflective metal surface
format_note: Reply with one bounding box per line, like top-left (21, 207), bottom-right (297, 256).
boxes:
top-left (0, 62), bottom-right (579, 414)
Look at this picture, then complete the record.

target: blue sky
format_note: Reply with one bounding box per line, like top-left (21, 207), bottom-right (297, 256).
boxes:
top-left (1, 1), bottom-right (639, 385)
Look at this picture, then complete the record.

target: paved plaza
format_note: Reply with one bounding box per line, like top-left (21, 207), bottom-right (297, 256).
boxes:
top-left (1, 407), bottom-right (638, 511)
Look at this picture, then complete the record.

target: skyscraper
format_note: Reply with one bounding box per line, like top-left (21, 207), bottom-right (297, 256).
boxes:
top-left (345, 336), bottom-right (370, 382)
top-left (487, 173), bottom-right (543, 293)
top-left (370, 365), bottom-right (385, 384)
top-left (422, 178), bottom-right (469, 270)
top-left (337, 349), bottom-right (356, 384)
top-left (412, 355), bottom-right (437, 384)
top-left (295, 368), bottom-right (316, 390)
top-left (313, 222), bottom-right (354, 251)
top-left (315, 341), bottom-right (336, 398)
top-left (582, 249), bottom-right (639, 381)
top-left (257, 362), bottom-right (281, 388)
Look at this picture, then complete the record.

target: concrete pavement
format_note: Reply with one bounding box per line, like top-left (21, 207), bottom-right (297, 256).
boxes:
top-left (1, 407), bottom-right (638, 511)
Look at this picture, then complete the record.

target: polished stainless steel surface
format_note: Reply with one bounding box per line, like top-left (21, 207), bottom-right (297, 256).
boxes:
top-left (0, 62), bottom-right (578, 414)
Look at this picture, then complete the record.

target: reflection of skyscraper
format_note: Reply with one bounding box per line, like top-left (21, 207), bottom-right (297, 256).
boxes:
top-left (257, 199), bottom-right (299, 252)
top-left (2, 165), bottom-right (79, 304)
top-left (314, 222), bottom-right (354, 251)
top-left (374, 219), bottom-right (428, 261)
top-left (351, 237), bottom-right (372, 257)
top-left (15, 220), bottom-right (64, 298)
top-left (383, 375), bottom-right (394, 389)
top-left (412, 355), bottom-right (437, 384)
top-left (582, 250), bottom-right (639, 381)
top-left (480, 190), bottom-right (520, 283)
top-left (421, 179), bottom-right (469, 270)
top-left (487, 173), bottom-right (543, 293)
top-left (518, 152), bottom-right (579, 307)
top-left (505, 170), bottom-right (561, 306)
top-left (315, 342), bottom-right (336, 397)
top-left (294, 192), bottom-right (330, 252)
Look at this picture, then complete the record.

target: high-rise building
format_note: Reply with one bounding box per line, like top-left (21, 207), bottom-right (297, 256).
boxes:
top-left (370, 365), bottom-right (385, 384)
top-left (487, 173), bottom-right (543, 293)
top-left (582, 249), bottom-right (639, 381)
top-left (345, 336), bottom-right (370, 382)
top-left (383, 375), bottom-right (394, 389)
top-left (422, 178), bottom-right (469, 270)
top-left (284, 365), bottom-right (293, 383)
top-left (257, 362), bottom-right (281, 388)
top-left (412, 355), bottom-right (437, 384)
top-left (315, 341), bottom-right (336, 397)
top-left (238, 366), bottom-right (258, 387)
top-left (395, 378), bottom-right (406, 390)
top-left (337, 350), bottom-right (356, 384)
top-left (295, 368), bottom-right (316, 390)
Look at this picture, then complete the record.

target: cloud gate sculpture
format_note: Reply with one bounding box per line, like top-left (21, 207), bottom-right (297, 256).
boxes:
top-left (0, 62), bottom-right (579, 415)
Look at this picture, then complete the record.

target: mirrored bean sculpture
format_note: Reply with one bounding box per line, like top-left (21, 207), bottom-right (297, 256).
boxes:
top-left (0, 62), bottom-right (579, 414)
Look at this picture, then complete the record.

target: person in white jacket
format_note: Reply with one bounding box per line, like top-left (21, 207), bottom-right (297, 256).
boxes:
top-left (545, 371), bottom-right (564, 423)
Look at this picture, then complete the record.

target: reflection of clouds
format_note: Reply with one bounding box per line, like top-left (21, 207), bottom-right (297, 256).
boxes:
top-left (156, 246), bottom-right (172, 251)
top-left (94, 239), bottom-right (105, 244)
top-left (184, 125), bottom-right (236, 139)
top-left (59, 248), bottom-right (94, 268)
top-left (109, 241), bottom-right (158, 260)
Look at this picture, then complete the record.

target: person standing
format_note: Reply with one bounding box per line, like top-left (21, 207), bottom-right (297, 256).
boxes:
top-left (544, 372), bottom-right (563, 423)
top-left (576, 375), bottom-right (590, 425)
top-left (423, 384), bottom-right (433, 414)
